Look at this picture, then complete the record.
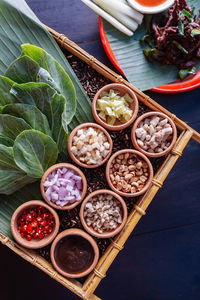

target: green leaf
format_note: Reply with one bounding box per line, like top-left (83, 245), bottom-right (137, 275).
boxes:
top-left (0, 114), bottom-right (31, 140)
top-left (0, 168), bottom-right (36, 195)
top-left (178, 67), bottom-right (197, 80)
top-left (5, 55), bottom-right (60, 92)
top-left (182, 9), bottom-right (194, 22)
top-left (0, 135), bottom-right (13, 146)
top-left (10, 82), bottom-right (68, 152)
top-left (2, 103), bottom-right (52, 136)
top-left (0, 144), bottom-right (19, 169)
top-left (5, 55), bottom-right (40, 83)
top-left (178, 15), bottom-right (184, 36)
top-left (0, 144), bottom-right (36, 195)
top-left (143, 48), bottom-right (165, 61)
top-left (21, 44), bottom-right (77, 124)
top-left (190, 29), bottom-right (200, 37)
top-left (102, 0), bottom-right (200, 91)
top-left (0, 76), bottom-right (17, 105)
top-left (13, 129), bottom-right (58, 178)
top-left (172, 40), bottom-right (188, 54)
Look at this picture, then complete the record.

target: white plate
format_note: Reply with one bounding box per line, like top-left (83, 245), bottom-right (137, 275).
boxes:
top-left (127, 0), bottom-right (174, 14)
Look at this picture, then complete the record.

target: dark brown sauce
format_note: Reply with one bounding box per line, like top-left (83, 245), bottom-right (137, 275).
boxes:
top-left (54, 235), bottom-right (94, 274)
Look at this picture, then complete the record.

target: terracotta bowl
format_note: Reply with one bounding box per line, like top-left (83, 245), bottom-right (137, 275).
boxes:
top-left (41, 163), bottom-right (87, 210)
top-left (131, 112), bottom-right (177, 158)
top-left (50, 228), bottom-right (99, 278)
top-left (80, 189), bottom-right (128, 238)
top-left (68, 122), bottom-right (113, 168)
top-left (106, 149), bottom-right (154, 197)
top-left (92, 83), bottom-right (139, 131)
top-left (11, 200), bottom-right (60, 249)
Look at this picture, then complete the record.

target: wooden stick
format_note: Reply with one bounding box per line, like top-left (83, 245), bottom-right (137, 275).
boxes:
top-left (46, 25), bottom-right (200, 144)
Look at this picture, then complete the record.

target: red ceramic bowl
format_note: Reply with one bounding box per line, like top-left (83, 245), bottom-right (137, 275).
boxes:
top-left (99, 17), bottom-right (200, 94)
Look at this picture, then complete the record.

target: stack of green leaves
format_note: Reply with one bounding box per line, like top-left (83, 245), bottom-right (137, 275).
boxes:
top-left (0, 43), bottom-right (93, 195)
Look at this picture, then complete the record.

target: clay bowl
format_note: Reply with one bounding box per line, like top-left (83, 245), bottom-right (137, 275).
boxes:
top-left (50, 228), bottom-right (99, 278)
top-left (68, 122), bottom-right (113, 168)
top-left (106, 149), bottom-right (154, 198)
top-left (92, 83), bottom-right (138, 131)
top-left (131, 112), bottom-right (177, 158)
top-left (11, 200), bottom-right (60, 249)
top-left (41, 163), bottom-right (87, 210)
top-left (80, 189), bottom-right (128, 238)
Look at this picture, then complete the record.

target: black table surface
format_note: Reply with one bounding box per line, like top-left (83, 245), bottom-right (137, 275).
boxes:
top-left (1, 1), bottom-right (200, 300)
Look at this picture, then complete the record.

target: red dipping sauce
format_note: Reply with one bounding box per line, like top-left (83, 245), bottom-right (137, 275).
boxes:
top-left (135, 0), bottom-right (167, 6)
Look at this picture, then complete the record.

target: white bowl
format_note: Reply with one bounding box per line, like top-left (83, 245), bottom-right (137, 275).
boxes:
top-left (127, 0), bottom-right (174, 14)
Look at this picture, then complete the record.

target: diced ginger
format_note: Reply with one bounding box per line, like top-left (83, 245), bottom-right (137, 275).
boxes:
top-left (77, 140), bottom-right (84, 150)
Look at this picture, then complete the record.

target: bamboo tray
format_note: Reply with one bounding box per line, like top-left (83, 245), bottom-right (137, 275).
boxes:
top-left (1, 26), bottom-right (200, 300)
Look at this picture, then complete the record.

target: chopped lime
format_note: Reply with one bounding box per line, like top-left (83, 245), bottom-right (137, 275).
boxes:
top-left (107, 116), bottom-right (116, 125)
top-left (98, 111), bottom-right (106, 120)
top-left (97, 99), bottom-right (108, 111)
top-left (124, 93), bottom-right (133, 103)
top-left (105, 106), bottom-right (115, 116)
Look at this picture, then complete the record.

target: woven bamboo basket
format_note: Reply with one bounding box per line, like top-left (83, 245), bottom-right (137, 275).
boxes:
top-left (0, 26), bottom-right (200, 300)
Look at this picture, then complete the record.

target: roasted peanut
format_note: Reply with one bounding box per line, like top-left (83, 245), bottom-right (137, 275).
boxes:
top-left (125, 174), bottom-right (133, 181)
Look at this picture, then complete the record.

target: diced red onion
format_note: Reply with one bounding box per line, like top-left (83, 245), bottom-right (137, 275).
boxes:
top-left (43, 167), bottom-right (83, 207)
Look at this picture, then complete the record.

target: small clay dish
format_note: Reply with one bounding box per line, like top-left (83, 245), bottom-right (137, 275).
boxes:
top-left (41, 163), bottom-right (87, 210)
top-left (92, 83), bottom-right (138, 131)
top-left (11, 200), bottom-right (59, 249)
top-left (106, 149), bottom-right (153, 197)
top-left (80, 189), bottom-right (127, 238)
top-left (131, 112), bottom-right (177, 158)
top-left (50, 228), bottom-right (99, 278)
top-left (68, 122), bottom-right (113, 168)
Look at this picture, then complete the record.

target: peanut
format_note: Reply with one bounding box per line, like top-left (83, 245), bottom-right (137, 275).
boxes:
top-left (114, 164), bottom-right (120, 170)
top-left (124, 153), bottom-right (129, 160)
top-left (125, 174), bottom-right (133, 181)
top-left (115, 175), bottom-right (120, 182)
top-left (128, 165), bottom-right (136, 171)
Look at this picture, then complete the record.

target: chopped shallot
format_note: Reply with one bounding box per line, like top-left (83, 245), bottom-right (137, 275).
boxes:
top-left (43, 167), bottom-right (83, 207)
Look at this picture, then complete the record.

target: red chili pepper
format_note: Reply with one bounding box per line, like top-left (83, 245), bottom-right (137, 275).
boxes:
top-left (17, 206), bottom-right (55, 242)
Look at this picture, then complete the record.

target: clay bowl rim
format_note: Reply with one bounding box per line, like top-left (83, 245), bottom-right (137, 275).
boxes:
top-left (40, 163), bottom-right (87, 210)
top-left (68, 122), bottom-right (113, 169)
top-left (50, 228), bottom-right (99, 278)
top-left (131, 111), bottom-right (177, 158)
top-left (106, 149), bottom-right (154, 198)
top-left (92, 83), bottom-right (139, 131)
top-left (79, 189), bottom-right (128, 238)
top-left (10, 200), bottom-right (60, 249)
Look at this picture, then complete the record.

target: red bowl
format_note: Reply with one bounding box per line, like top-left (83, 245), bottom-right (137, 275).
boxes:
top-left (99, 17), bottom-right (200, 94)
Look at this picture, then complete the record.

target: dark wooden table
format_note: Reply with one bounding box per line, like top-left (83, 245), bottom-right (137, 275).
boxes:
top-left (1, 1), bottom-right (200, 299)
